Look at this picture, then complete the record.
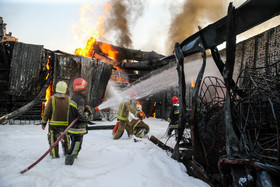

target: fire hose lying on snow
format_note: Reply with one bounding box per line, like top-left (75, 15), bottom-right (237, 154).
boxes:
top-left (20, 118), bottom-right (78, 174)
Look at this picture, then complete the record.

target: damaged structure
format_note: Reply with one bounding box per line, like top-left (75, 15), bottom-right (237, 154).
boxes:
top-left (149, 0), bottom-right (280, 186)
top-left (0, 40), bottom-right (112, 123)
top-left (0, 0), bottom-right (280, 186)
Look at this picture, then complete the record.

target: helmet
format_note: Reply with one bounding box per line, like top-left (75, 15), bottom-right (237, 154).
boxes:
top-left (136, 104), bottom-right (142, 111)
top-left (56, 81), bottom-right (67, 94)
top-left (73, 78), bottom-right (87, 91)
top-left (171, 96), bottom-right (179, 104)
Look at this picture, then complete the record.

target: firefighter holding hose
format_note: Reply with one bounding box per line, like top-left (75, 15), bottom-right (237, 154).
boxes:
top-left (41, 81), bottom-right (70, 159)
top-left (112, 90), bottom-right (139, 140)
top-left (65, 78), bottom-right (93, 165)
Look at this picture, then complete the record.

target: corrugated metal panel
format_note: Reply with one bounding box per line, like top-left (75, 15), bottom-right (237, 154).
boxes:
top-left (8, 42), bottom-right (43, 96)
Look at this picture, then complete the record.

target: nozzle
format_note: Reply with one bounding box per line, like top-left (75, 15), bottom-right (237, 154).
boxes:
top-left (95, 107), bottom-right (99, 111)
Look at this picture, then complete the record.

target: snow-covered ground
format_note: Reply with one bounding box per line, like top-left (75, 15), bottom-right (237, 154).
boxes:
top-left (0, 118), bottom-right (209, 187)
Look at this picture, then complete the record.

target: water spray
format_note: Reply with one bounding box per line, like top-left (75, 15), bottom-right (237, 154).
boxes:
top-left (95, 56), bottom-right (221, 112)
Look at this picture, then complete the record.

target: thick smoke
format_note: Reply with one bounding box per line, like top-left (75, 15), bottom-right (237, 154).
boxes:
top-left (105, 0), bottom-right (145, 48)
top-left (166, 0), bottom-right (226, 54)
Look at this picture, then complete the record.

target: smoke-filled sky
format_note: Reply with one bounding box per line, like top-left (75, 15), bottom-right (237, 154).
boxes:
top-left (1, 0), bottom-right (279, 56)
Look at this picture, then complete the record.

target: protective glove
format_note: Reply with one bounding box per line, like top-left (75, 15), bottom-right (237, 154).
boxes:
top-left (42, 123), bottom-right (46, 130)
top-left (85, 105), bottom-right (92, 115)
top-left (84, 112), bottom-right (89, 120)
top-left (137, 111), bottom-right (145, 120)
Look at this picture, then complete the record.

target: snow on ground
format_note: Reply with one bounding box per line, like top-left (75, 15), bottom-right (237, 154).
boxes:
top-left (0, 118), bottom-right (209, 187)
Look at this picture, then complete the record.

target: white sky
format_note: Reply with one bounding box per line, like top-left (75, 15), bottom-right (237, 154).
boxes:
top-left (1, 0), bottom-right (278, 55)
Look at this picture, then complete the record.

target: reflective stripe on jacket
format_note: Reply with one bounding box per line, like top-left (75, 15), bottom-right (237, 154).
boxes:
top-left (169, 103), bottom-right (179, 125)
top-left (68, 93), bottom-right (88, 135)
top-left (116, 99), bottom-right (138, 121)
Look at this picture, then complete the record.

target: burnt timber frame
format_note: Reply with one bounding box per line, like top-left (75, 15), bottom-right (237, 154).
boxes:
top-left (148, 0), bottom-right (280, 186)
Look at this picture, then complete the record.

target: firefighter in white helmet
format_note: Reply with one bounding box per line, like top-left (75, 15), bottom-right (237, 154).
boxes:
top-left (41, 80), bottom-right (70, 159)
top-left (65, 78), bottom-right (92, 165)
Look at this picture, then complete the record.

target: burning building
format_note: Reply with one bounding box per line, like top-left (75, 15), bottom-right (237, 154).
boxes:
top-left (0, 24), bottom-right (112, 123)
top-left (1, 0), bottom-right (280, 185)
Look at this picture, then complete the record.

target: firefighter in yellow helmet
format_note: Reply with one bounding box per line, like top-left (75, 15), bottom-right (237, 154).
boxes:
top-left (113, 90), bottom-right (139, 140)
top-left (41, 81), bottom-right (70, 158)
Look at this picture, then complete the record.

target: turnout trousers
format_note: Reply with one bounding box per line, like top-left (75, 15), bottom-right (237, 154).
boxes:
top-left (48, 125), bottom-right (70, 158)
top-left (113, 120), bottom-right (133, 140)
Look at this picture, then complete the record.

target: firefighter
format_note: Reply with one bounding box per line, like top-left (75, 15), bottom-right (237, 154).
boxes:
top-left (41, 81), bottom-right (70, 159)
top-left (65, 78), bottom-right (92, 165)
top-left (131, 104), bottom-right (150, 138)
top-left (167, 96), bottom-right (179, 137)
top-left (113, 90), bottom-right (139, 140)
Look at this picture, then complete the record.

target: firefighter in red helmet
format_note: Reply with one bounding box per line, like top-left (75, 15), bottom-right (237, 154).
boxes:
top-left (167, 96), bottom-right (179, 138)
top-left (65, 78), bottom-right (92, 165)
top-left (113, 89), bottom-right (139, 140)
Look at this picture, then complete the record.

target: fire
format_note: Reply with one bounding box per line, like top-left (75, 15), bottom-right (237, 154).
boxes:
top-left (42, 59), bottom-right (52, 117)
top-left (152, 102), bottom-right (157, 118)
top-left (111, 67), bottom-right (129, 84)
top-left (45, 59), bottom-right (52, 104)
top-left (191, 78), bottom-right (195, 88)
top-left (44, 85), bottom-right (52, 106)
top-left (75, 37), bottom-right (119, 61)
top-left (74, 2), bottom-right (119, 61)
top-left (100, 42), bottom-right (119, 61)
top-left (75, 37), bottom-right (97, 57)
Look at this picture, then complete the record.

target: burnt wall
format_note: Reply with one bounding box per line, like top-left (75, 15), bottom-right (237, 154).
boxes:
top-left (0, 43), bottom-right (112, 123)
top-left (225, 24), bottom-right (280, 83)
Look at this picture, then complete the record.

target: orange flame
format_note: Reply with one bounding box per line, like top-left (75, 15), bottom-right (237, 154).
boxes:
top-left (75, 37), bottom-right (119, 61)
top-left (114, 66), bottom-right (121, 70)
top-left (100, 42), bottom-right (119, 61)
top-left (42, 60), bottom-right (52, 116)
top-left (152, 102), bottom-right (156, 118)
top-left (44, 85), bottom-right (52, 107)
top-left (74, 2), bottom-right (119, 61)
top-left (44, 60), bottom-right (52, 106)
top-left (191, 78), bottom-right (195, 88)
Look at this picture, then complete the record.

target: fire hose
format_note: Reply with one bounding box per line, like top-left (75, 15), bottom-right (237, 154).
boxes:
top-left (20, 118), bottom-right (78, 174)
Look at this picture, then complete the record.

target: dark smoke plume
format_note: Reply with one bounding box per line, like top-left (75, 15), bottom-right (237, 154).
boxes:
top-left (105, 0), bottom-right (145, 48)
top-left (166, 0), bottom-right (226, 54)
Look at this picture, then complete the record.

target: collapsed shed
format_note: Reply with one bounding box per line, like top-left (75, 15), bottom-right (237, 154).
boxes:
top-left (0, 41), bottom-right (112, 123)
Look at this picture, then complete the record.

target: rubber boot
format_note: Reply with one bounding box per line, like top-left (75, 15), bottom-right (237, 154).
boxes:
top-left (65, 154), bottom-right (76, 165)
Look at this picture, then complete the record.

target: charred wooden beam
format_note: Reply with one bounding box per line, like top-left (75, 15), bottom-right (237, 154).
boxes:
top-left (120, 58), bottom-right (174, 71)
top-left (92, 40), bottom-right (164, 62)
top-left (172, 42), bottom-right (187, 161)
top-left (149, 135), bottom-right (173, 153)
top-left (224, 3), bottom-right (240, 155)
top-left (92, 52), bottom-right (119, 66)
